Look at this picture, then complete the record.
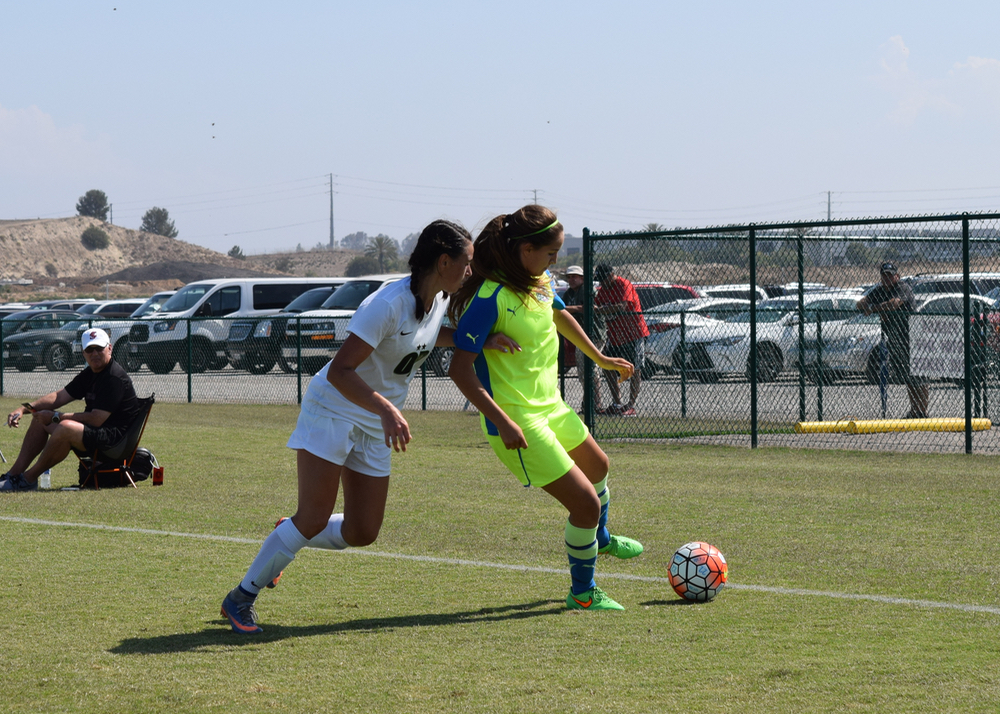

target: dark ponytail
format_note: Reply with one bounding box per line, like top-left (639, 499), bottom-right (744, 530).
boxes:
top-left (408, 219), bottom-right (473, 320)
top-left (449, 204), bottom-right (561, 325)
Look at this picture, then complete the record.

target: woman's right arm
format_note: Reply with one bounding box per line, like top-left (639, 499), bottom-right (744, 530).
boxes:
top-left (448, 349), bottom-right (527, 450)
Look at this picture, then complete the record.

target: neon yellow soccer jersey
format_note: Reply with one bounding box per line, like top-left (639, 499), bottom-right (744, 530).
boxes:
top-left (454, 275), bottom-right (566, 436)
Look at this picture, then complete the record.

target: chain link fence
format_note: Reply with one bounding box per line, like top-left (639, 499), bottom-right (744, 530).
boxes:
top-left (579, 212), bottom-right (1000, 454)
top-left (0, 314), bottom-right (471, 412)
top-left (3, 211), bottom-right (1000, 454)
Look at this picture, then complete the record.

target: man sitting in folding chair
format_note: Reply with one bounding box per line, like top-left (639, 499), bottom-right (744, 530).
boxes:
top-left (2, 328), bottom-right (141, 491)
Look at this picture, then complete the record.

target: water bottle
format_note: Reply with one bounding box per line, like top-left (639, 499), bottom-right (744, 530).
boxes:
top-left (39, 469), bottom-right (51, 490)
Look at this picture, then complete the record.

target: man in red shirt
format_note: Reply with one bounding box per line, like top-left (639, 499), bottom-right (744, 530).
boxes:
top-left (594, 264), bottom-right (648, 416)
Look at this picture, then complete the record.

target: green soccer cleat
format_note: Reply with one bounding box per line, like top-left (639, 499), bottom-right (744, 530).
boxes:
top-left (599, 534), bottom-right (644, 559)
top-left (566, 586), bottom-right (624, 611)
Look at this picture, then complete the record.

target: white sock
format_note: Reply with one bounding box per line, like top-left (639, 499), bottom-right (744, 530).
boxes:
top-left (307, 513), bottom-right (348, 550)
top-left (240, 519), bottom-right (309, 595)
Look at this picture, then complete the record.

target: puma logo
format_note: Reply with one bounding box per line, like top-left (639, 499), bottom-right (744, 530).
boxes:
top-left (506, 306), bottom-right (521, 317)
top-left (465, 333), bottom-right (479, 343)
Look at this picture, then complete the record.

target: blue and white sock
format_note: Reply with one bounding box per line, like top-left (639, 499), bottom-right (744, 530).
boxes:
top-left (565, 520), bottom-right (598, 595)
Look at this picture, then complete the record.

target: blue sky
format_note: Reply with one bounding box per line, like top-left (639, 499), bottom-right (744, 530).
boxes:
top-left (3, 1), bottom-right (1000, 255)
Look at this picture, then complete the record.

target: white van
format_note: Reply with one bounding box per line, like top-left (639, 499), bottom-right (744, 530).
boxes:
top-left (282, 273), bottom-right (408, 374)
top-left (127, 277), bottom-right (343, 373)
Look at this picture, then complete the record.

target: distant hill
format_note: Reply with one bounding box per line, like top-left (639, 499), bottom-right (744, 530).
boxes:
top-left (0, 217), bottom-right (359, 298)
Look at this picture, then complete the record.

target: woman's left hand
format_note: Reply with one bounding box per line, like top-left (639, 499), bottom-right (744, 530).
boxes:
top-left (484, 332), bottom-right (521, 355)
top-left (598, 356), bottom-right (634, 383)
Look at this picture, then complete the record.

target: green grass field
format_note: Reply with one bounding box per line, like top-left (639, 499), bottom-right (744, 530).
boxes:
top-left (3, 397), bottom-right (1000, 713)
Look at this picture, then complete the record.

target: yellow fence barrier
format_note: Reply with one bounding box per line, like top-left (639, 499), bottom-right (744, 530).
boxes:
top-left (795, 418), bottom-right (992, 434)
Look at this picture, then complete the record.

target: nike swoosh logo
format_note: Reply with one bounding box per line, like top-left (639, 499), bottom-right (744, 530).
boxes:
top-left (401, 331), bottom-right (413, 336)
top-left (571, 595), bottom-right (593, 608)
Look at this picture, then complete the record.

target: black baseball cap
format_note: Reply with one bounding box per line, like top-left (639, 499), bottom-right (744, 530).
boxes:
top-left (880, 261), bottom-right (898, 275)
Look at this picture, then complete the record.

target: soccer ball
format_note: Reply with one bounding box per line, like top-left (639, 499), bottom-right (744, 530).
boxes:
top-left (668, 541), bottom-right (728, 602)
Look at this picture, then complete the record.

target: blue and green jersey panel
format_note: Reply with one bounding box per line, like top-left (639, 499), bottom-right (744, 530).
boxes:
top-left (454, 276), bottom-right (565, 435)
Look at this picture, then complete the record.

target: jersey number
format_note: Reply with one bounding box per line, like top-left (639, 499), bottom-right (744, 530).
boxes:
top-left (393, 350), bottom-right (431, 375)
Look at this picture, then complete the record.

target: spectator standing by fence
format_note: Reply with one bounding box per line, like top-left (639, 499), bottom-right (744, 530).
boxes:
top-left (856, 261), bottom-right (929, 418)
top-left (561, 265), bottom-right (606, 413)
top-left (594, 264), bottom-right (648, 416)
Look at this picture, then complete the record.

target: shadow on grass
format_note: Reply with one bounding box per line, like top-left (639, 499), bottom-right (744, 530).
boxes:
top-left (639, 598), bottom-right (699, 607)
top-left (110, 599), bottom-right (565, 654)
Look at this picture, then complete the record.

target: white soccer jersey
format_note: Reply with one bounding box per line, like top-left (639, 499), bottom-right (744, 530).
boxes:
top-left (301, 277), bottom-right (449, 437)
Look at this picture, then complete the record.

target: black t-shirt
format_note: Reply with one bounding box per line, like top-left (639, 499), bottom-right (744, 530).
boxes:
top-left (866, 281), bottom-right (916, 343)
top-left (64, 360), bottom-right (140, 431)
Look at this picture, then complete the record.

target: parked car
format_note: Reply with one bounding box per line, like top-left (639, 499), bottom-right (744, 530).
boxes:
top-left (26, 299), bottom-right (96, 311)
top-left (804, 293), bottom-right (997, 384)
top-left (644, 298), bottom-right (752, 376)
top-left (282, 274), bottom-right (407, 375)
top-left (76, 299), bottom-right (147, 318)
top-left (696, 284), bottom-right (770, 302)
top-left (3, 317), bottom-right (87, 372)
top-left (1, 309), bottom-right (81, 343)
top-left (72, 291), bottom-right (177, 371)
top-left (129, 278), bottom-right (344, 374)
top-left (226, 282), bottom-right (346, 374)
top-left (672, 293), bottom-right (860, 382)
top-left (631, 282), bottom-right (701, 310)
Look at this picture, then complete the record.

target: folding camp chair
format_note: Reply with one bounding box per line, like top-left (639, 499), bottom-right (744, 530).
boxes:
top-left (76, 394), bottom-right (155, 490)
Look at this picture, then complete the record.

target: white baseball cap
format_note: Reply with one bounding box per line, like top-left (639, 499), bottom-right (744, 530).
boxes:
top-left (565, 265), bottom-right (584, 276)
top-left (81, 328), bottom-right (111, 350)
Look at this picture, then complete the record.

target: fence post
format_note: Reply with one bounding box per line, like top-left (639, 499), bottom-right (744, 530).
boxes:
top-left (296, 316), bottom-right (303, 405)
top-left (186, 318), bottom-right (193, 404)
top-left (680, 313), bottom-right (687, 419)
top-left (797, 234), bottom-right (806, 423)
top-left (750, 227), bottom-right (758, 448)
top-left (963, 216), bottom-right (972, 453)
top-left (582, 228), bottom-right (594, 430)
top-left (816, 316), bottom-right (823, 422)
top-left (420, 360), bottom-right (427, 410)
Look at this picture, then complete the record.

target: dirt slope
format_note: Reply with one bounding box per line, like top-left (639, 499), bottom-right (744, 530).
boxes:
top-left (0, 217), bottom-right (359, 298)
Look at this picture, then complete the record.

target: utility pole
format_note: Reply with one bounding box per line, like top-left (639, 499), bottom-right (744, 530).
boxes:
top-left (109, 204), bottom-right (113, 225)
top-left (532, 189), bottom-right (538, 205)
top-left (330, 174), bottom-right (342, 250)
top-left (827, 191), bottom-right (831, 222)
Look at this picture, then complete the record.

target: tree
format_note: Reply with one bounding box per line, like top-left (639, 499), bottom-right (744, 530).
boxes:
top-left (401, 232), bottom-right (420, 257)
top-left (642, 223), bottom-right (666, 233)
top-left (365, 234), bottom-right (399, 273)
top-left (341, 231), bottom-right (368, 250)
top-left (345, 254), bottom-right (381, 276)
top-left (228, 245), bottom-right (245, 260)
top-left (81, 226), bottom-right (110, 250)
top-left (140, 207), bottom-right (179, 238)
top-left (76, 190), bottom-right (110, 220)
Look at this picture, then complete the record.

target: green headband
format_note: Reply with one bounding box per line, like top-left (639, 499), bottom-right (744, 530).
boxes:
top-left (513, 219), bottom-right (561, 239)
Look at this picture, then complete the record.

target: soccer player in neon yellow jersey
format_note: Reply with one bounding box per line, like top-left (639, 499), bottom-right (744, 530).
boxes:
top-left (449, 204), bottom-right (643, 611)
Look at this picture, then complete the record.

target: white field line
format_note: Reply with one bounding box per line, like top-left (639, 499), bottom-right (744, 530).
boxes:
top-left (4, 515), bottom-right (1000, 616)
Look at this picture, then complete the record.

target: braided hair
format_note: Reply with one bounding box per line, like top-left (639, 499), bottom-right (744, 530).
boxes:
top-left (408, 219), bottom-right (473, 320)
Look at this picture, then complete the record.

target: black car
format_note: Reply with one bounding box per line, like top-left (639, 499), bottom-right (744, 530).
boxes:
top-left (2, 318), bottom-right (88, 372)
top-left (1, 310), bottom-right (82, 342)
top-left (225, 283), bottom-right (346, 374)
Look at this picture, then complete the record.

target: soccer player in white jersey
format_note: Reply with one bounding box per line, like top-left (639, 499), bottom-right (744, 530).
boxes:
top-left (221, 220), bottom-right (516, 634)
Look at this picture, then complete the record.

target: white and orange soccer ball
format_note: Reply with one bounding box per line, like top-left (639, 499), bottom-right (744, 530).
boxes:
top-left (668, 541), bottom-right (728, 602)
